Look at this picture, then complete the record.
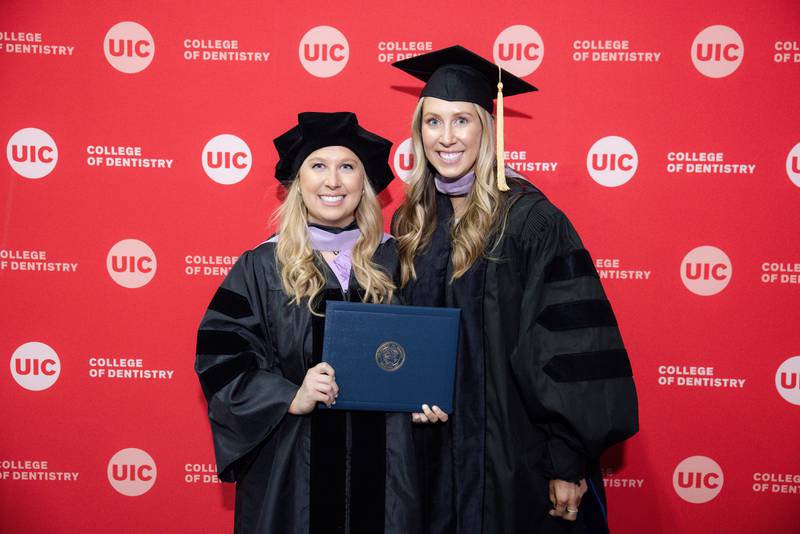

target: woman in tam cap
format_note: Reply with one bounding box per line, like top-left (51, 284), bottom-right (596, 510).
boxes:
top-left (392, 46), bottom-right (638, 533)
top-left (195, 112), bottom-right (423, 533)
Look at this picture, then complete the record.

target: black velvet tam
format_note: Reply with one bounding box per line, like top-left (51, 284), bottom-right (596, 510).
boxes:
top-left (273, 111), bottom-right (394, 193)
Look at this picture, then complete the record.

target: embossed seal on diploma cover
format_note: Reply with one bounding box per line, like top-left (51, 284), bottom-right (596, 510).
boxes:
top-left (375, 341), bottom-right (406, 372)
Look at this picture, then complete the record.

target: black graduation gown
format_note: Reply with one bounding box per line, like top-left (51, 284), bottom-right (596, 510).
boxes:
top-left (195, 239), bottom-right (421, 534)
top-left (400, 177), bottom-right (639, 534)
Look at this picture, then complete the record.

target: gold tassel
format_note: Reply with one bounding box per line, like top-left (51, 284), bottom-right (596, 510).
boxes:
top-left (496, 65), bottom-right (509, 191)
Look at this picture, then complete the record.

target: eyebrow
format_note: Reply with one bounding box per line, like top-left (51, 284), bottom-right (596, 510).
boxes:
top-left (308, 157), bottom-right (358, 165)
top-left (423, 110), bottom-right (474, 118)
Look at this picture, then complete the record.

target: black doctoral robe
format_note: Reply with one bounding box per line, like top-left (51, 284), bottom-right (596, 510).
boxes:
top-left (195, 239), bottom-right (421, 534)
top-left (400, 176), bottom-right (639, 533)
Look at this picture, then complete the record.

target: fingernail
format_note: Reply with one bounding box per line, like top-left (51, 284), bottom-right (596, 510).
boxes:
top-left (422, 404), bottom-right (429, 410)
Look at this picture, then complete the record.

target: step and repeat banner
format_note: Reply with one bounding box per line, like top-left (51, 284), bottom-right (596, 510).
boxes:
top-left (1, 1), bottom-right (798, 532)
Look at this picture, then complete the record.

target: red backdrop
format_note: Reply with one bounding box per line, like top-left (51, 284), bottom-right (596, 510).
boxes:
top-left (2, 1), bottom-right (799, 532)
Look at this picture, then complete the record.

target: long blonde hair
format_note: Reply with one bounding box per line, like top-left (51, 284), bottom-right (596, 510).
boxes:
top-left (393, 97), bottom-right (503, 285)
top-left (274, 172), bottom-right (395, 312)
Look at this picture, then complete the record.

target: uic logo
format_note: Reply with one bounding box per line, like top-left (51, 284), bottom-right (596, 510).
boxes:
top-left (107, 239), bottom-right (157, 288)
top-left (673, 455), bottom-right (724, 503)
top-left (202, 134), bottom-right (252, 185)
top-left (104, 21), bottom-right (155, 74)
top-left (786, 142), bottom-right (800, 188)
top-left (299, 26), bottom-right (349, 78)
top-left (107, 448), bottom-right (157, 496)
top-left (393, 138), bottom-right (414, 183)
top-left (10, 342), bottom-right (61, 391)
top-left (7, 128), bottom-right (58, 179)
top-left (680, 245), bottom-right (732, 296)
top-left (691, 25), bottom-right (743, 78)
top-left (493, 25), bottom-right (544, 77)
top-left (775, 356), bottom-right (800, 406)
top-left (586, 136), bottom-right (638, 187)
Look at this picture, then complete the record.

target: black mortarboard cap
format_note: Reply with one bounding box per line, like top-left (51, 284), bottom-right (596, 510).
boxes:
top-left (273, 112), bottom-right (394, 193)
top-left (392, 45), bottom-right (537, 112)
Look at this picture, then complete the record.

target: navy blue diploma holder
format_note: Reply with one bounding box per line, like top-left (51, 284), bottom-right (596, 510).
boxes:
top-left (320, 301), bottom-right (460, 413)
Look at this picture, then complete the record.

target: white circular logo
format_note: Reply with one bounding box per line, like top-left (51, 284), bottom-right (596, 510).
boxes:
top-left (299, 26), bottom-right (349, 78)
top-left (586, 136), bottom-right (638, 187)
top-left (786, 142), bottom-right (800, 188)
top-left (10, 342), bottom-right (61, 391)
top-left (202, 134), bottom-right (252, 185)
top-left (7, 128), bottom-right (58, 179)
top-left (392, 138), bottom-right (415, 183)
top-left (691, 25), bottom-right (744, 78)
top-left (107, 448), bottom-right (157, 496)
top-left (680, 245), bottom-right (732, 296)
top-left (493, 25), bottom-right (544, 77)
top-left (775, 356), bottom-right (800, 406)
top-left (673, 456), bottom-right (724, 503)
top-left (104, 21), bottom-right (155, 74)
top-left (107, 239), bottom-right (157, 288)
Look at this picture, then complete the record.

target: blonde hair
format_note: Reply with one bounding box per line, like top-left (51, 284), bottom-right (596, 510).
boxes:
top-left (393, 97), bottom-right (503, 285)
top-left (273, 168), bottom-right (395, 312)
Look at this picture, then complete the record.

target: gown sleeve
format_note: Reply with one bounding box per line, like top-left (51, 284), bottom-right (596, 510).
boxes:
top-left (509, 202), bottom-right (639, 482)
top-left (195, 250), bottom-right (299, 482)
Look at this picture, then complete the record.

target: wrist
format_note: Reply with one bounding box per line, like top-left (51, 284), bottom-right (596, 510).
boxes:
top-left (288, 391), bottom-right (302, 415)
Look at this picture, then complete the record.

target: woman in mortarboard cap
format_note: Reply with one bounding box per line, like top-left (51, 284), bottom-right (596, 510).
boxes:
top-left (391, 46), bottom-right (639, 533)
top-left (195, 112), bottom-right (423, 533)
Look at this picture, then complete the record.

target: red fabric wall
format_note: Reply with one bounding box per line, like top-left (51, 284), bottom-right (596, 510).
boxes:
top-left (2, 1), bottom-right (799, 532)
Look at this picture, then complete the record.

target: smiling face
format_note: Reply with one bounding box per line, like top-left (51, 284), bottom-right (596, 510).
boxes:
top-left (420, 97), bottom-right (483, 180)
top-left (298, 146), bottom-right (364, 228)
